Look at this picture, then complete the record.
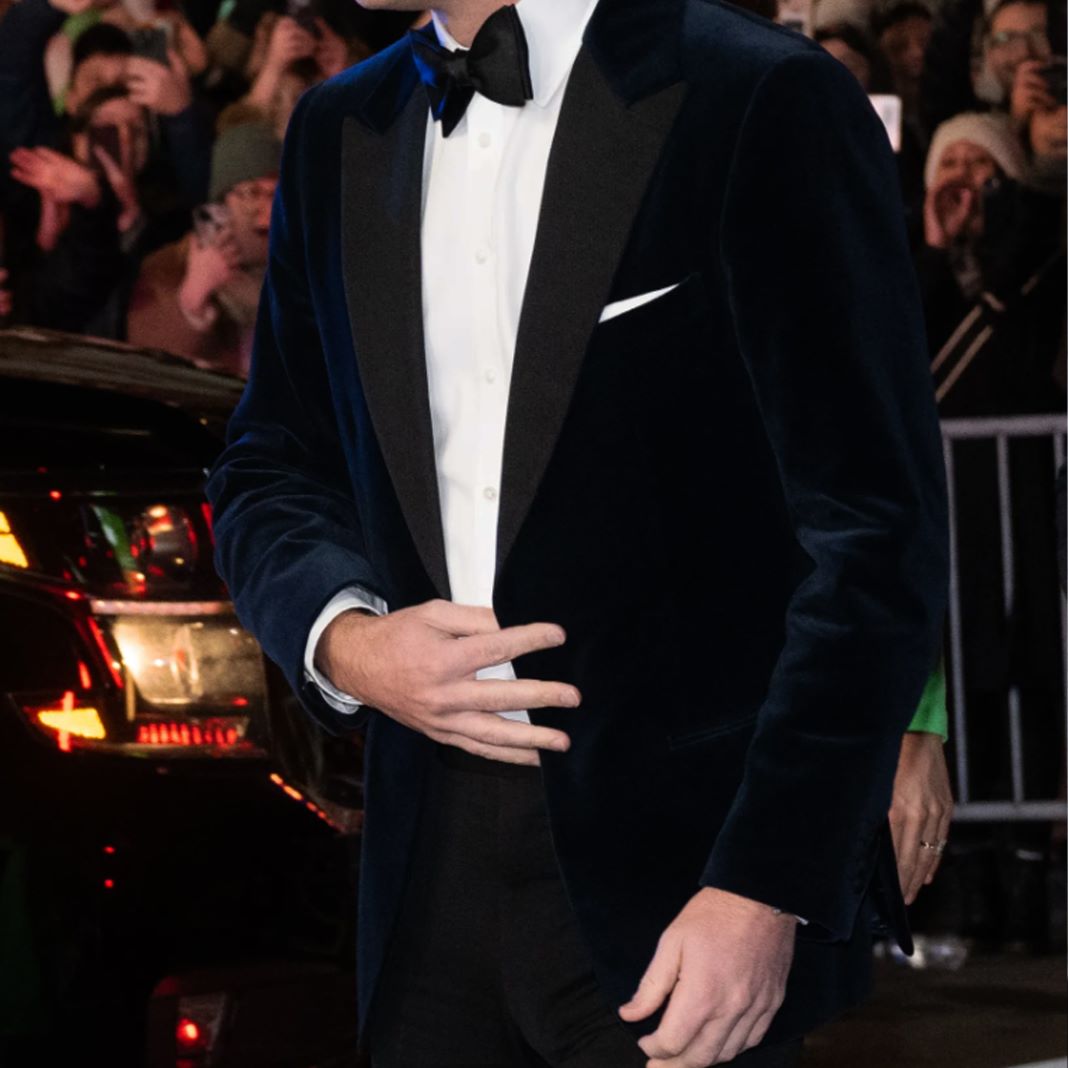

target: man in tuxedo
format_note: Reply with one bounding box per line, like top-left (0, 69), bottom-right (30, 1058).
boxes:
top-left (205, 0), bottom-right (949, 1064)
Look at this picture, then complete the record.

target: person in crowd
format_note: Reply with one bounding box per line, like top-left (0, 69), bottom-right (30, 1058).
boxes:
top-left (973, 0), bottom-right (1056, 123)
top-left (0, 0), bottom-right (213, 333)
top-left (126, 120), bottom-right (279, 375)
top-left (221, 9), bottom-right (368, 138)
top-left (873, 1), bottom-right (938, 231)
top-left (922, 0), bottom-right (1058, 134)
top-left (920, 111), bottom-right (1028, 297)
top-left (917, 108), bottom-right (1065, 949)
top-left (43, 0), bottom-right (208, 107)
top-left (814, 22), bottom-right (889, 88)
top-left (204, 0), bottom-right (378, 111)
top-left (874, 0), bottom-right (934, 117)
top-left (58, 21), bottom-right (134, 115)
top-left (7, 131), bottom-right (124, 334)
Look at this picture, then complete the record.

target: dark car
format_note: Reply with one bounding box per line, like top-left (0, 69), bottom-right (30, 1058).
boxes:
top-left (0, 329), bottom-right (366, 1067)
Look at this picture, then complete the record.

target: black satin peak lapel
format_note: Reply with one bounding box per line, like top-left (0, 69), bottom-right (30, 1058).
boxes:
top-left (495, 48), bottom-right (686, 576)
top-left (341, 88), bottom-right (452, 599)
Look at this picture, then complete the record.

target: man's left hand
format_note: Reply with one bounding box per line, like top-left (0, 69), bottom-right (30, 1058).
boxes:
top-left (619, 887), bottom-right (796, 1067)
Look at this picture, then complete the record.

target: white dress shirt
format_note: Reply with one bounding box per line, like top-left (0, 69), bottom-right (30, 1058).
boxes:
top-left (304, 0), bottom-right (600, 720)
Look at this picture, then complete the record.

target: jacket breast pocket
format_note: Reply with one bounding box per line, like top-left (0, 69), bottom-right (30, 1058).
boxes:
top-left (595, 270), bottom-right (705, 336)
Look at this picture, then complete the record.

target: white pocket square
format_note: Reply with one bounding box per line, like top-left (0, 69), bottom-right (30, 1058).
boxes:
top-left (598, 282), bottom-right (681, 324)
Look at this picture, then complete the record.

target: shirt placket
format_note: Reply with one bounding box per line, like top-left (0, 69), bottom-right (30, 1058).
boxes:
top-left (466, 98), bottom-right (507, 608)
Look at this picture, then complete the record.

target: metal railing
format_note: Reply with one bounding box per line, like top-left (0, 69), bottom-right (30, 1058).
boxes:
top-left (941, 413), bottom-right (1067, 823)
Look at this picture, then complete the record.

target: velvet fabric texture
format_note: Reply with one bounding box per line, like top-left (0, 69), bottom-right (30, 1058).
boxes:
top-left (205, 0), bottom-right (949, 1049)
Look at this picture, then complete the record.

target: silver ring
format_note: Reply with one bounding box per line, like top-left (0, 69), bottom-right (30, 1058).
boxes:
top-left (919, 839), bottom-right (947, 855)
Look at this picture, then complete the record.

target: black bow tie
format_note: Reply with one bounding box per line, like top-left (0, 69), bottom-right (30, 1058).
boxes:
top-left (409, 5), bottom-right (534, 137)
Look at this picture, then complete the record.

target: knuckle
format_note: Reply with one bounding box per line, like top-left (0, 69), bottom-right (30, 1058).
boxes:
top-left (421, 690), bottom-right (450, 717)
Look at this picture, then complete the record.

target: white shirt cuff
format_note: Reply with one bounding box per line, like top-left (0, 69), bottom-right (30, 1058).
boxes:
top-left (303, 586), bottom-right (387, 713)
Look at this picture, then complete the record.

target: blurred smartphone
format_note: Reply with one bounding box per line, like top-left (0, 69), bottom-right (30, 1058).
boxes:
top-left (286, 0), bottom-right (322, 39)
top-left (88, 123), bottom-right (123, 168)
top-left (130, 25), bottom-right (170, 64)
top-left (1039, 56), bottom-right (1067, 105)
top-left (869, 93), bottom-right (903, 153)
top-left (193, 203), bottom-right (233, 247)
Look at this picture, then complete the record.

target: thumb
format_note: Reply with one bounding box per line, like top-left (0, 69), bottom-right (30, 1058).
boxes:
top-left (618, 937), bottom-right (680, 1022)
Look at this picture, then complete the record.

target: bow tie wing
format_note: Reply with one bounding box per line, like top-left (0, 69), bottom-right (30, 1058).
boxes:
top-left (409, 6), bottom-right (533, 136)
top-left (466, 5), bottom-right (533, 107)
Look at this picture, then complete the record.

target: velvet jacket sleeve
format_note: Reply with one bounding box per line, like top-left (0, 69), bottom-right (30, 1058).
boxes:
top-left (203, 88), bottom-right (385, 737)
top-left (701, 50), bottom-right (949, 940)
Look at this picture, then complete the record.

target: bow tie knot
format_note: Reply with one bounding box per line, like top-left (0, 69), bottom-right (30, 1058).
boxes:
top-left (410, 5), bottom-right (534, 137)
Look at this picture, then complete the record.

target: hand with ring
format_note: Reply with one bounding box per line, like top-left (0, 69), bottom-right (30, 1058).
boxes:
top-left (889, 731), bottom-right (954, 904)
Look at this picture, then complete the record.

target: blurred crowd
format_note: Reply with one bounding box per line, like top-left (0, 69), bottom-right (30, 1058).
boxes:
top-left (0, 0), bottom-right (416, 374)
top-left (0, 0), bottom-right (1063, 410)
top-left (0, 0), bottom-right (1062, 406)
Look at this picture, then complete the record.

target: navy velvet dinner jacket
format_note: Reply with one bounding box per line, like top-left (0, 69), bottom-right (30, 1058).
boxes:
top-left (205, 0), bottom-right (949, 1046)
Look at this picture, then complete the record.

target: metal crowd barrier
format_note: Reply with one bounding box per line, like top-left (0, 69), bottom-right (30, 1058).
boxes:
top-left (941, 413), bottom-right (1067, 823)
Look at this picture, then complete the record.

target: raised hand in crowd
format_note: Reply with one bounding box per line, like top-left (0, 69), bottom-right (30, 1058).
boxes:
top-left (166, 12), bottom-right (210, 77)
top-left (314, 16), bottom-right (351, 79)
top-left (91, 141), bottom-right (141, 234)
top-left (9, 145), bottom-right (100, 208)
top-left (9, 145), bottom-right (101, 249)
top-left (889, 733), bottom-right (954, 905)
top-left (177, 229), bottom-right (241, 328)
top-left (243, 13), bottom-right (318, 115)
top-left (264, 15), bottom-right (319, 74)
top-left (125, 48), bottom-right (192, 117)
top-left (1010, 57), bottom-right (1059, 128)
top-left (924, 176), bottom-right (982, 248)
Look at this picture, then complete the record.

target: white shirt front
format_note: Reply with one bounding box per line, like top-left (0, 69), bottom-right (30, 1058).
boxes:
top-left (304, 0), bottom-right (600, 721)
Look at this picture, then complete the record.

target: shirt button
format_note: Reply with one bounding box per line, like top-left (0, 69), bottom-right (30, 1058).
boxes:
top-left (483, 486), bottom-right (497, 501)
top-left (475, 247), bottom-right (489, 265)
top-left (484, 368), bottom-right (496, 384)
top-left (478, 131), bottom-right (492, 148)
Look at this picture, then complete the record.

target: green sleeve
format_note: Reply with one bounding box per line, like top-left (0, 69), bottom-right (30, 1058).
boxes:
top-left (906, 660), bottom-right (948, 741)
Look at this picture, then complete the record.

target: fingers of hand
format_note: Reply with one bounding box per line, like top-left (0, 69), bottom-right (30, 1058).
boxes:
top-left (618, 936), bottom-right (680, 1023)
top-left (417, 599), bottom-right (500, 636)
top-left (452, 621), bottom-right (568, 674)
top-left (920, 805), bottom-right (953, 889)
top-left (895, 801), bottom-right (950, 903)
top-left (889, 801), bottom-right (922, 901)
top-left (434, 710), bottom-right (569, 752)
top-left (434, 731), bottom-right (540, 766)
top-left (447, 679), bottom-right (579, 715)
top-left (715, 1005), bottom-right (778, 1065)
top-left (646, 1016), bottom-right (723, 1067)
top-left (640, 970), bottom-right (724, 1061)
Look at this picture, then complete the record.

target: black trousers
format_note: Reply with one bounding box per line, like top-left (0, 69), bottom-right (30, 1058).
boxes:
top-left (367, 745), bottom-right (804, 1068)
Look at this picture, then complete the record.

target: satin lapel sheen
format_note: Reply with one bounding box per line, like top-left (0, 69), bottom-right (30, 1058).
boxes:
top-left (495, 49), bottom-right (686, 573)
top-left (341, 90), bottom-right (452, 599)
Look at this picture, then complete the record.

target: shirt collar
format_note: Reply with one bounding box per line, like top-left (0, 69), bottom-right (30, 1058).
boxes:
top-left (431, 0), bottom-right (600, 108)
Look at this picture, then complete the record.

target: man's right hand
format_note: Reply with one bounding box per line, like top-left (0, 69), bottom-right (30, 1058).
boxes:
top-left (316, 600), bottom-right (580, 765)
